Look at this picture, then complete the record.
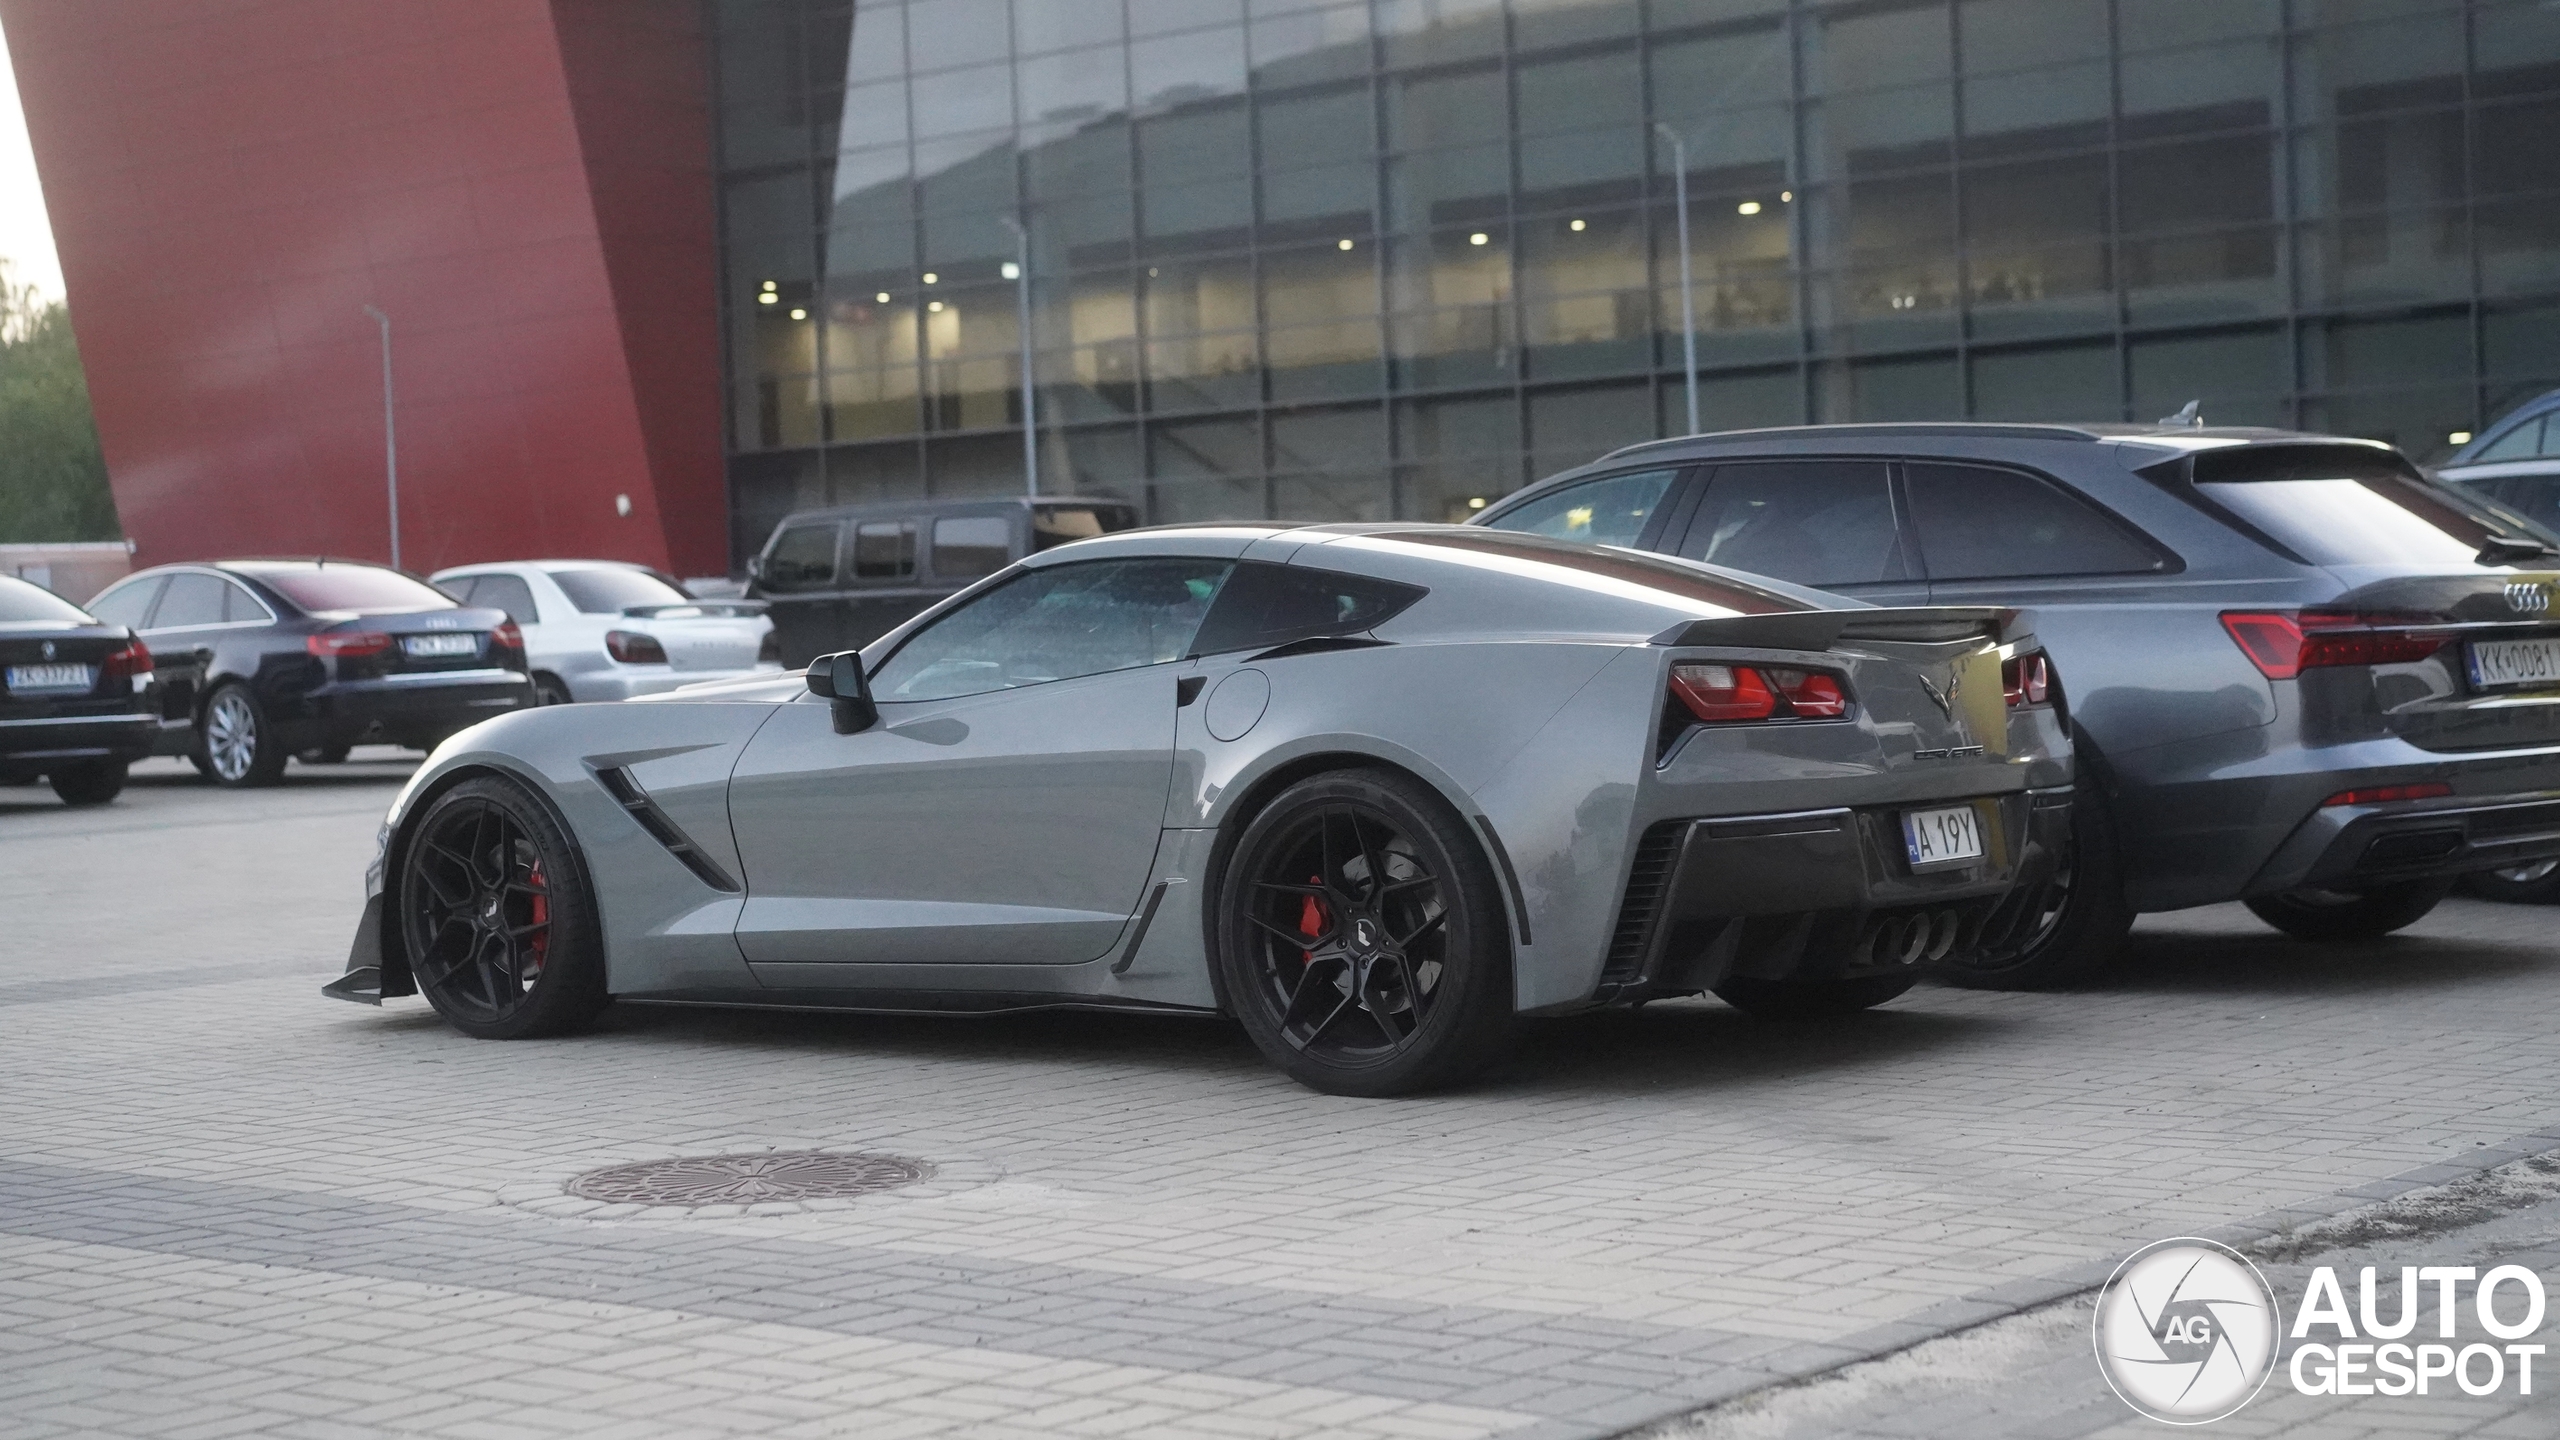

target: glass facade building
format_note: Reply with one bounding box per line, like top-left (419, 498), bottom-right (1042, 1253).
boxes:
top-left (712, 0), bottom-right (2560, 556)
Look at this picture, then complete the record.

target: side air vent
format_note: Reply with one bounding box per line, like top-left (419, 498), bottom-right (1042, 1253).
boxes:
top-left (1599, 821), bottom-right (1685, 985)
top-left (595, 766), bottom-right (741, 893)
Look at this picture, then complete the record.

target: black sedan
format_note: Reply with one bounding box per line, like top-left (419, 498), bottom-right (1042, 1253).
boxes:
top-left (82, 559), bottom-right (534, 786)
top-left (1, 573), bottom-right (159, 805)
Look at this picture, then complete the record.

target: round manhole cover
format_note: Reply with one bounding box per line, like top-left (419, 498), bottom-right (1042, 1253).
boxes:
top-left (564, 1151), bottom-right (930, 1207)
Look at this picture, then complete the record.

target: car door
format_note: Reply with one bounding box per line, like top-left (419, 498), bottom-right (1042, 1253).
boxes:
top-left (136, 571), bottom-right (232, 717)
top-left (726, 553), bottom-right (1232, 975)
top-left (1664, 459), bottom-right (1928, 603)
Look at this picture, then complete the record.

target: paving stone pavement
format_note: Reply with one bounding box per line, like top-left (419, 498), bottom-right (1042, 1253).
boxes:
top-left (4, 755), bottom-right (2559, 1437)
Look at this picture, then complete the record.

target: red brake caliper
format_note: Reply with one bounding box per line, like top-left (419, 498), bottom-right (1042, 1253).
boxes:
top-left (526, 860), bottom-right (551, 973)
top-left (1298, 875), bottom-right (1326, 964)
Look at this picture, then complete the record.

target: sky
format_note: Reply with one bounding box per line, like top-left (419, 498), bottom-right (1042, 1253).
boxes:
top-left (0, 21), bottom-right (63, 302)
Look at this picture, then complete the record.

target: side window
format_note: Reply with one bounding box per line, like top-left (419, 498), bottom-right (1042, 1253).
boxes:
top-left (441, 576), bottom-right (484, 606)
top-left (853, 519), bottom-right (917, 581)
top-left (1188, 562), bottom-right (1428, 656)
top-left (474, 574), bottom-right (540, 625)
top-left (930, 515), bottom-right (1013, 581)
top-left (149, 572), bottom-right (228, 629)
top-left (871, 558), bottom-right (1231, 702)
top-left (2475, 416), bottom-right (2547, 462)
top-left (1482, 468), bottom-right (1680, 547)
top-left (218, 580), bottom-right (269, 623)
top-left (1677, 462), bottom-right (1905, 587)
top-left (2496, 475), bottom-right (2560, 532)
top-left (1904, 463), bottom-right (2166, 580)
top-left (86, 576), bottom-right (164, 629)
top-left (761, 523), bottom-right (842, 590)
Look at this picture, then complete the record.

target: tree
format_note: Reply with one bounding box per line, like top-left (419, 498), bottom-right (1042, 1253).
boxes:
top-left (0, 261), bottom-right (119, 542)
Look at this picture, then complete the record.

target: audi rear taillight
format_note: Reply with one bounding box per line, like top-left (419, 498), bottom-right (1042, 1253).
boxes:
top-left (1670, 663), bottom-right (1850, 724)
top-left (605, 630), bottom-right (668, 664)
top-left (2002, 650), bottom-right (2051, 708)
top-left (306, 630), bottom-right (392, 658)
top-left (101, 637), bottom-right (154, 680)
top-left (2220, 611), bottom-right (2448, 680)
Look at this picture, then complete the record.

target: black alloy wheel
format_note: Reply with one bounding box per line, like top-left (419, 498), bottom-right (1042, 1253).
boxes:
top-left (47, 760), bottom-right (126, 807)
top-left (2461, 859), bottom-right (2560, 904)
top-left (1940, 767), bottom-right (2135, 991)
top-left (399, 776), bottom-right (607, 1039)
top-left (2245, 878), bottom-right (2453, 942)
top-left (1217, 770), bottom-right (1513, 1096)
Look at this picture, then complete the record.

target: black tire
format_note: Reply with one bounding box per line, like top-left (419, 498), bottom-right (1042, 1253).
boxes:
top-left (199, 682), bottom-right (287, 787)
top-left (2460, 860), bottom-right (2560, 905)
top-left (1712, 973), bottom-right (1919, 1019)
top-left (1215, 769), bottom-right (1514, 1096)
top-left (298, 743), bottom-right (354, 765)
top-left (532, 674), bottom-right (573, 707)
top-left (1940, 766), bottom-right (2135, 991)
top-left (2246, 879), bottom-right (2454, 942)
top-left (397, 775), bottom-right (609, 1039)
top-left (48, 760), bottom-right (127, 807)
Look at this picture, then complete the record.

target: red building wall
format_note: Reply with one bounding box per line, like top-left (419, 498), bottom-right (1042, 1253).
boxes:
top-left (0, 0), bottom-right (726, 581)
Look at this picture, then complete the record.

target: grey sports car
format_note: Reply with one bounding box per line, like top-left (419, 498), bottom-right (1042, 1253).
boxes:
top-left (326, 523), bottom-right (2072, 1095)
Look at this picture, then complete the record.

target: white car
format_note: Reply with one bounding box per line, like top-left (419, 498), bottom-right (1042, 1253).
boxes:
top-left (428, 561), bottom-right (780, 704)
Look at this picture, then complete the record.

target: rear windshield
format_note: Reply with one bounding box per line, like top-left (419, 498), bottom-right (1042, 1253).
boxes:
top-left (2186, 445), bottom-right (2506, 568)
top-left (0, 575), bottom-right (90, 625)
top-left (549, 567), bottom-right (688, 614)
top-left (250, 566), bottom-right (456, 614)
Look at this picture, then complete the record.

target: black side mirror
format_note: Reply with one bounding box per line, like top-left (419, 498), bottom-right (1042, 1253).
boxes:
top-left (805, 650), bottom-right (877, 734)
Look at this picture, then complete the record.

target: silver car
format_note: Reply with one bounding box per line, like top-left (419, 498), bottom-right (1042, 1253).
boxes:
top-left (328, 523), bottom-right (2071, 1095)
top-left (430, 561), bottom-right (782, 705)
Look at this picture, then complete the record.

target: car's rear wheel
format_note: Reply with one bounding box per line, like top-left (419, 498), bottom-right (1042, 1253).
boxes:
top-left (532, 674), bottom-right (573, 707)
top-left (1940, 769), bottom-right (2134, 991)
top-left (48, 760), bottom-right (126, 807)
top-left (1712, 973), bottom-right (1918, 1019)
top-left (200, 683), bottom-right (287, 787)
top-left (2244, 878), bottom-right (2453, 942)
top-left (399, 775), bottom-right (608, 1039)
top-left (2461, 859), bottom-right (2560, 904)
top-left (1215, 770), bottom-right (1513, 1096)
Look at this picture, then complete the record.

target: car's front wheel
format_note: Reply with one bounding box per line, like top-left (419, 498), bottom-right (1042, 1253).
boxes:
top-left (2461, 859), bottom-right (2560, 905)
top-left (1712, 974), bottom-right (1918, 1018)
top-left (200, 683), bottom-right (287, 787)
top-left (48, 760), bottom-right (126, 807)
top-left (398, 775), bottom-right (608, 1039)
top-left (2245, 879), bottom-right (2453, 941)
top-left (532, 674), bottom-right (573, 707)
top-left (1215, 770), bottom-right (1514, 1096)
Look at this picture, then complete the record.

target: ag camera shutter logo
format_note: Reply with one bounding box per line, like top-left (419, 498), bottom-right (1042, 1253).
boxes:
top-left (2092, 1238), bottom-right (2282, 1424)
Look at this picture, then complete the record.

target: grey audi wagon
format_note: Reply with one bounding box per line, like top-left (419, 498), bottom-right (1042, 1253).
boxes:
top-left (1476, 423), bottom-right (2560, 986)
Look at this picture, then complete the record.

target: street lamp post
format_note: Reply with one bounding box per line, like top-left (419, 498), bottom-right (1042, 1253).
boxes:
top-left (1653, 122), bottom-right (1700, 437)
top-left (361, 305), bottom-right (401, 569)
top-left (997, 214), bottom-right (1037, 497)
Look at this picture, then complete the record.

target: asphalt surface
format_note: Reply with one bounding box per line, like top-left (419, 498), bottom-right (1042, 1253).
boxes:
top-left (3, 752), bottom-right (2556, 1438)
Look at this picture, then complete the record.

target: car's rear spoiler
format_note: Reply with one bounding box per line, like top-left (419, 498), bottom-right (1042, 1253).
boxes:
top-left (1649, 605), bottom-right (2026, 651)
top-left (621, 600), bottom-right (769, 619)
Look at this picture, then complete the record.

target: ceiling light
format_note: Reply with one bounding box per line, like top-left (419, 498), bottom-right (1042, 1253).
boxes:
top-left (789, 307), bottom-right (807, 320)
top-left (1737, 200), bottom-right (1762, 215)
top-left (1467, 496), bottom-right (1487, 509)
top-left (875, 291), bottom-right (891, 303)
top-left (757, 292), bottom-right (777, 304)
top-left (1338, 238), bottom-right (1355, 251)
top-left (1780, 190), bottom-right (1793, 202)
top-left (1148, 267), bottom-right (1159, 277)
top-left (1001, 261), bottom-right (1021, 280)
top-left (928, 300), bottom-right (945, 312)
top-left (2449, 431), bottom-right (2474, 445)
top-left (761, 280), bottom-right (777, 292)
top-left (922, 272), bottom-right (938, 284)
top-left (1569, 219), bottom-right (1586, 231)
top-left (1469, 231), bottom-right (1489, 246)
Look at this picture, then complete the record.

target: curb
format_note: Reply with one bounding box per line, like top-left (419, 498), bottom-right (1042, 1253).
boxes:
top-left (1606, 1119), bottom-right (2560, 1438)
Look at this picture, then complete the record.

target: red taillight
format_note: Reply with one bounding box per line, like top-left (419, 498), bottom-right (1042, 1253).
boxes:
top-left (2002, 651), bottom-right (2051, 708)
top-left (101, 637), bottom-right (154, 680)
top-left (2220, 611), bottom-right (2448, 680)
top-left (492, 620), bottom-right (524, 652)
top-left (605, 629), bottom-right (668, 664)
top-left (2322, 782), bottom-right (2453, 807)
top-left (1669, 663), bottom-right (1850, 724)
top-left (306, 630), bottom-right (392, 658)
